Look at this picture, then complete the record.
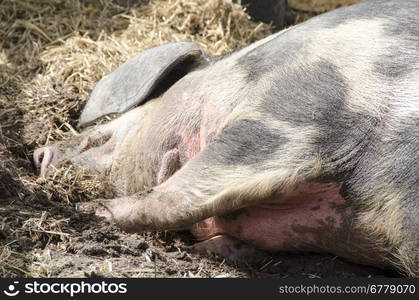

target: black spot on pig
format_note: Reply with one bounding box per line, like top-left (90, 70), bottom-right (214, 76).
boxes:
top-left (384, 123), bottom-right (419, 251)
top-left (238, 54), bottom-right (274, 82)
top-left (208, 119), bottom-right (288, 165)
top-left (343, 120), bottom-right (419, 223)
top-left (260, 61), bottom-right (347, 127)
top-left (236, 28), bottom-right (308, 83)
top-left (261, 60), bottom-right (377, 175)
top-left (374, 49), bottom-right (413, 79)
top-left (385, 16), bottom-right (419, 40)
top-left (339, 122), bottom-right (419, 271)
top-left (374, 19), bottom-right (419, 79)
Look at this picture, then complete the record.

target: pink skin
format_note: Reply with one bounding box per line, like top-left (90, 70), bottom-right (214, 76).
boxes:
top-left (191, 182), bottom-right (348, 253)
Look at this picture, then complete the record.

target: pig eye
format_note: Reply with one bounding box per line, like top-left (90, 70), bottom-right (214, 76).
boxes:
top-left (80, 132), bottom-right (112, 152)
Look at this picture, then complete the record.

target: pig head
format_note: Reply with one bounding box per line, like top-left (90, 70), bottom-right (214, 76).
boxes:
top-left (34, 0), bottom-right (419, 277)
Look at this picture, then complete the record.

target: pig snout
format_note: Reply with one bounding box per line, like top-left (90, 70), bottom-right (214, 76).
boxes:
top-left (33, 146), bottom-right (57, 177)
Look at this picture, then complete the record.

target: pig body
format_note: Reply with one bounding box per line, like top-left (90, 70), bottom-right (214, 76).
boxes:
top-left (34, 0), bottom-right (419, 276)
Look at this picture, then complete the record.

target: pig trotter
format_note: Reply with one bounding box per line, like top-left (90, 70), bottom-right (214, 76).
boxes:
top-left (93, 195), bottom-right (153, 232)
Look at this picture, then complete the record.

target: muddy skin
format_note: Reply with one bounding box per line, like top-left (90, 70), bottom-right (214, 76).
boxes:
top-left (192, 181), bottom-right (391, 267)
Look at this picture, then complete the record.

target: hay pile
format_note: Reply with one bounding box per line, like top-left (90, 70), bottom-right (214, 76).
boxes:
top-left (0, 0), bottom-right (271, 277)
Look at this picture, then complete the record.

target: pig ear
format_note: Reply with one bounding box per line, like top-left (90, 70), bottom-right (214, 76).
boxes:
top-left (79, 42), bottom-right (207, 127)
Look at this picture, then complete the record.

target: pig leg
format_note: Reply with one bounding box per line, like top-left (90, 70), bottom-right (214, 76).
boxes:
top-left (95, 120), bottom-right (316, 232)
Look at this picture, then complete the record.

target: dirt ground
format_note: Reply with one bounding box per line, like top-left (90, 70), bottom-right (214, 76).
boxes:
top-left (0, 0), bottom-right (401, 278)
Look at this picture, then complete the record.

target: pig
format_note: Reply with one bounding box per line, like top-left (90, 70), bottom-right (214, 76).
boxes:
top-left (33, 0), bottom-right (419, 276)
